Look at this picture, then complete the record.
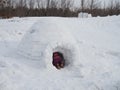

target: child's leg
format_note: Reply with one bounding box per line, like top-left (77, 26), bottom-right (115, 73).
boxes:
top-left (56, 63), bottom-right (61, 69)
top-left (60, 61), bottom-right (64, 68)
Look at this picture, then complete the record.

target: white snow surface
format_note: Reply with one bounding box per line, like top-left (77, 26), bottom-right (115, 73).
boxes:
top-left (0, 16), bottom-right (120, 90)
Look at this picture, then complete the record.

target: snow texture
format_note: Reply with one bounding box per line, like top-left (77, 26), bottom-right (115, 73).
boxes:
top-left (0, 16), bottom-right (120, 90)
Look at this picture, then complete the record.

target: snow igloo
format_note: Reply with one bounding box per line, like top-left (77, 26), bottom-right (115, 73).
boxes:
top-left (18, 18), bottom-right (80, 69)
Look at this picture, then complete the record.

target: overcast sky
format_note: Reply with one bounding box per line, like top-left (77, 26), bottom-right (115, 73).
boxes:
top-left (12, 0), bottom-right (120, 8)
top-left (75, 0), bottom-right (118, 3)
top-left (74, 0), bottom-right (120, 6)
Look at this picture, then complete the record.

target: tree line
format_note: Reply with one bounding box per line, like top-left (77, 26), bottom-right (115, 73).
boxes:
top-left (0, 0), bottom-right (120, 18)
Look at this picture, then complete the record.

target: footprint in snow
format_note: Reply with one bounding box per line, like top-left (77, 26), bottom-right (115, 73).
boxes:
top-left (0, 61), bottom-right (7, 68)
top-left (106, 51), bottom-right (120, 59)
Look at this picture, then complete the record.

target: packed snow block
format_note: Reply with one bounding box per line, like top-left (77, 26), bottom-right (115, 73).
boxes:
top-left (18, 18), bottom-right (80, 69)
top-left (78, 12), bottom-right (92, 18)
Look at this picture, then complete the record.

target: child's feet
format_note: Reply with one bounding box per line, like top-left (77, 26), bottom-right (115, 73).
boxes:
top-left (60, 63), bottom-right (64, 68)
top-left (56, 64), bottom-right (61, 69)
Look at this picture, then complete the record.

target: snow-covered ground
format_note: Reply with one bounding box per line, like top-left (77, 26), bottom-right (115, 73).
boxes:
top-left (0, 16), bottom-right (120, 90)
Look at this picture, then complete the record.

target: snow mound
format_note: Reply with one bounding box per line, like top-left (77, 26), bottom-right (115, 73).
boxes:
top-left (78, 12), bottom-right (92, 18)
top-left (18, 18), bottom-right (80, 69)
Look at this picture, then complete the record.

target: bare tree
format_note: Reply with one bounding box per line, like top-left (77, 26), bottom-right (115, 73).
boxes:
top-left (15, 0), bottom-right (27, 17)
top-left (81, 0), bottom-right (85, 12)
top-left (114, 0), bottom-right (120, 15)
top-left (60, 0), bottom-right (66, 9)
top-left (7, 0), bottom-right (14, 8)
top-left (36, 0), bottom-right (40, 9)
top-left (46, 0), bottom-right (50, 8)
top-left (66, 0), bottom-right (73, 9)
top-left (29, 0), bottom-right (34, 9)
top-left (102, 1), bottom-right (107, 16)
top-left (107, 0), bottom-right (115, 15)
top-left (88, 0), bottom-right (101, 10)
top-left (0, 0), bottom-right (3, 8)
top-left (16, 0), bottom-right (27, 8)
top-left (49, 0), bottom-right (58, 8)
top-left (109, 0), bottom-right (114, 10)
top-left (0, 0), bottom-right (7, 8)
top-left (5, 0), bottom-right (14, 17)
top-left (59, 0), bottom-right (73, 10)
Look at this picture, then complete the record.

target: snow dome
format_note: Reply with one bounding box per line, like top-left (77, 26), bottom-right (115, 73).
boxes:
top-left (18, 18), bottom-right (80, 69)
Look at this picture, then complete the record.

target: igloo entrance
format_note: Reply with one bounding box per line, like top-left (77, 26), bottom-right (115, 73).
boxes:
top-left (52, 52), bottom-right (65, 69)
top-left (53, 47), bottom-right (73, 67)
top-left (44, 42), bottom-right (80, 69)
